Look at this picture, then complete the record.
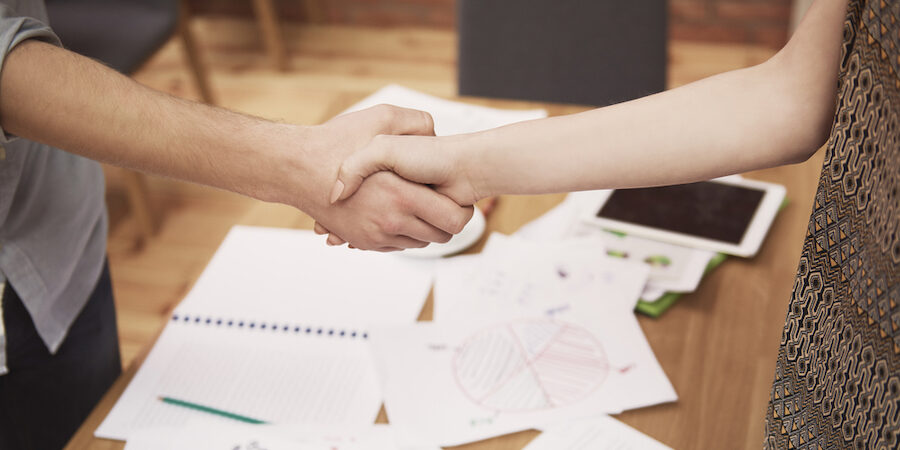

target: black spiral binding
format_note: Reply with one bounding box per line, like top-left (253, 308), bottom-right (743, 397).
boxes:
top-left (170, 313), bottom-right (368, 339)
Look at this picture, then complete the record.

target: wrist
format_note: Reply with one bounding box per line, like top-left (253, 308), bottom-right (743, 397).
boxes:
top-left (250, 123), bottom-right (331, 213)
top-left (449, 131), bottom-right (496, 202)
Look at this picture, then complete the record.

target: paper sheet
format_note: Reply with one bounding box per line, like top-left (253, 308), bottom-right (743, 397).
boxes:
top-left (434, 234), bottom-right (649, 322)
top-left (175, 226), bottom-right (435, 328)
top-left (97, 322), bottom-right (382, 440)
top-left (341, 84), bottom-right (547, 136)
top-left (527, 416), bottom-right (671, 450)
top-left (124, 424), bottom-right (303, 450)
top-left (124, 422), bottom-right (441, 450)
top-left (514, 191), bottom-right (715, 294)
top-left (372, 267), bottom-right (676, 447)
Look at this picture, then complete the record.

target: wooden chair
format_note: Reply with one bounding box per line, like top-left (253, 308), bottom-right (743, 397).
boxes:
top-left (252, 0), bottom-right (288, 71)
top-left (46, 0), bottom-right (216, 242)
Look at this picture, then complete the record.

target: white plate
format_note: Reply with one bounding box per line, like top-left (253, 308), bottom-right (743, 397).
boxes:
top-left (401, 207), bottom-right (486, 258)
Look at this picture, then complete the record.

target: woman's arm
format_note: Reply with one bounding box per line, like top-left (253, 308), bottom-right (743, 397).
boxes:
top-left (330, 0), bottom-right (848, 206)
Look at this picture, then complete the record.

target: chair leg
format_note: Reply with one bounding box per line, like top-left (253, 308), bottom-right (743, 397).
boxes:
top-left (251, 0), bottom-right (288, 71)
top-left (123, 170), bottom-right (158, 242)
top-left (178, 0), bottom-right (216, 104)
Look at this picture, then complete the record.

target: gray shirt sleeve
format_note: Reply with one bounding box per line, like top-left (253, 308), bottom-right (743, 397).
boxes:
top-left (0, 2), bottom-right (61, 144)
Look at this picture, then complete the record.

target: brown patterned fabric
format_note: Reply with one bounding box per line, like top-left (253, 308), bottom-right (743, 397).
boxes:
top-left (764, 0), bottom-right (900, 448)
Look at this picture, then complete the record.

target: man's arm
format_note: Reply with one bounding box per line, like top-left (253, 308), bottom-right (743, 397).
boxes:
top-left (330, 0), bottom-right (847, 206)
top-left (0, 40), bottom-right (471, 250)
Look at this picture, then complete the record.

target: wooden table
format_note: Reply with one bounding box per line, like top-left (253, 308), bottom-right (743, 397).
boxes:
top-left (66, 97), bottom-right (825, 450)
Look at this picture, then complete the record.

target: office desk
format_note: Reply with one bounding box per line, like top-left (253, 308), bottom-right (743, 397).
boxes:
top-left (66, 98), bottom-right (824, 450)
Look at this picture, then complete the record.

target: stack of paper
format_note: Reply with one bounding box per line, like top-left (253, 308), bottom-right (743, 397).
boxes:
top-left (370, 234), bottom-right (677, 447)
top-left (515, 190), bottom-right (718, 309)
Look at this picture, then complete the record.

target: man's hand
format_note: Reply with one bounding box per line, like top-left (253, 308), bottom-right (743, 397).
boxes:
top-left (313, 171), bottom-right (470, 250)
top-left (279, 106), bottom-right (474, 251)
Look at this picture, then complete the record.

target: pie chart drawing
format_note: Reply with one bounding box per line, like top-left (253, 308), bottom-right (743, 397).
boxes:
top-left (452, 319), bottom-right (610, 412)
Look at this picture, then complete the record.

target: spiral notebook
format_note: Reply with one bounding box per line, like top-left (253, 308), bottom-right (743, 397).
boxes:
top-left (96, 226), bottom-right (435, 441)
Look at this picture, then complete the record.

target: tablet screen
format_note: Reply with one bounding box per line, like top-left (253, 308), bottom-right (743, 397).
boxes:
top-left (596, 181), bottom-right (765, 244)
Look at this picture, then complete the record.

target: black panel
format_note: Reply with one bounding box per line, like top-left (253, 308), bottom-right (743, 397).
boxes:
top-left (597, 182), bottom-right (766, 244)
top-left (458, 0), bottom-right (667, 106)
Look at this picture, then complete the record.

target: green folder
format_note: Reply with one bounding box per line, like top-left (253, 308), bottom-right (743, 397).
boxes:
top-left (635, 252), bottom-right (728, 317)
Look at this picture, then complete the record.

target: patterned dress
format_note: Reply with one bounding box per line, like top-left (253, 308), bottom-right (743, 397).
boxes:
top-left (764, 0), bottom-right (900, 448)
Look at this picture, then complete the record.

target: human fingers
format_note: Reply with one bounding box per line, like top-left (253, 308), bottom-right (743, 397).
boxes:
top-left (349, 233), bottom-right (428, 251)
top-left (366, 104), bottom-right (436, 136)
top-left (315, 223), bottom-right (348, 246)
top-left (394, 217), bottom-right (453, 244)
top-left (326, 234), bottom-right (346, 246)
top-left (383, 235), bottom-right (429, 249)
top-left (330, 135), bottom-right (447, 203)
top-left (405, 183), bottom-right (474, 236)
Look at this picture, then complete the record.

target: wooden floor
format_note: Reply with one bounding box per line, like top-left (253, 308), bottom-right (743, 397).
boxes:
top-left (103, 16), bottom-right (804, 445)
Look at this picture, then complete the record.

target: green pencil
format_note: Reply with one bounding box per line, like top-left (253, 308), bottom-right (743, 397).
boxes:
top-left (158, 396), bottom-right (268, 424)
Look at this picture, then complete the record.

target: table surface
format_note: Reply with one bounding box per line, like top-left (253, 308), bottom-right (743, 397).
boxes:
top-left (66, 97), bottom-right (824, 450)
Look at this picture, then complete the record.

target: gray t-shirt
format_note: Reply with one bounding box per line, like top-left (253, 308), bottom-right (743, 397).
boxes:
top-left (0, 0), bottom-right (107, 374)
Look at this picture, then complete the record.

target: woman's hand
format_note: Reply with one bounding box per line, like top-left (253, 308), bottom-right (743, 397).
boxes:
top-left (314, 134), bottom-right (484, 247)
top-left (329, 134), bottom-right (484, 206)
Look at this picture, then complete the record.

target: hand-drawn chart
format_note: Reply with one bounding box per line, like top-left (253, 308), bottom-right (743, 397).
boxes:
top-left (452, 319), bottom-right (610, 412)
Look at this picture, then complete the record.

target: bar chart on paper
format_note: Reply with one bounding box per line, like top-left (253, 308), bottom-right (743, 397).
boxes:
top-left (452, 320), bottom-right (611, 412)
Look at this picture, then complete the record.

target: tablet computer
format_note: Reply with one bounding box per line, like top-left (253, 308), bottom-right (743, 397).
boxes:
top-left (580, 177), bottom-right (785, 257)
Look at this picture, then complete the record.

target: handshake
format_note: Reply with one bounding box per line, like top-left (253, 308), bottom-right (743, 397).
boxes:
top-left (289, 104), bottom-right (485, 252)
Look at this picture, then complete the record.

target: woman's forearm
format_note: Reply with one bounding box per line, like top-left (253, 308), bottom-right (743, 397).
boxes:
top-left (456, 0), bottom-right (845, 200)
top-left (459, 60), bottom-right (828, 199)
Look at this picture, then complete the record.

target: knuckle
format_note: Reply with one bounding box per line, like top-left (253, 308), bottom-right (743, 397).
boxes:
top-left (370, 133), bottom-right (391, 148)
top-left (392, 190), bottom-right (412, 211)
top-left (374, 104), bottom-right (397, 125)
top-left (448, 214), bottom-right (469, 234)
top-left (379, 217), bottom-right (403, 235)
top-left (368, 135), bottom-right (396, 163)
top-left (374, 171), bottom-right (404, 193)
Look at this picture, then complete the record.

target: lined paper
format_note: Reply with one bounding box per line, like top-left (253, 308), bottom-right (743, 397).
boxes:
top-left (97, 322), bottom-right (381, 440)
top-left (97, 226), bottom-right (434, 441)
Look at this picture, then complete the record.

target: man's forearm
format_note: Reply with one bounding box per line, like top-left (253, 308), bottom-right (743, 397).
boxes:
top-left (0, 40), bottom-right (314, 207)
top-left (1, 39), bottom-right (474, 250)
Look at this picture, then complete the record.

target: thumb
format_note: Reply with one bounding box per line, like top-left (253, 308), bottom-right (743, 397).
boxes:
top-left (330, 140), bottom-right (392, 203)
